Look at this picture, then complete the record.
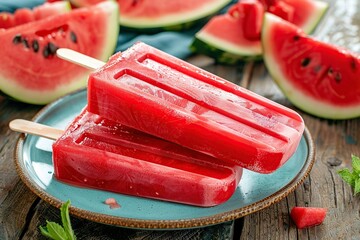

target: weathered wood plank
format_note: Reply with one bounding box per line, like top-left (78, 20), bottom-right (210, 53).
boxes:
top-left (0, 98), bottom-right (42, 240)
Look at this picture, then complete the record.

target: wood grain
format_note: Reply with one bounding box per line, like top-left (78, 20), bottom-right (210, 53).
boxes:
top-left (0, 98), bottom-right (41, 240)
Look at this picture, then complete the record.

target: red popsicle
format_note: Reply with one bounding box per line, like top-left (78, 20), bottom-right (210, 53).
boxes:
top-left (52, 108), bottom-right (243, 207)
top-left (88, 42), bottom-right (304, 173)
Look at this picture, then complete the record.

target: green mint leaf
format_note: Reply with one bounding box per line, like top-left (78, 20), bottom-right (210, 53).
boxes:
top-left (351, 154), bottom-right (360, 174)
top-left (39, 226), bottom-right (53, 239)
top-left (355, 178), bottom-right (360, 195)
top-left (45, 221), bottom-right (68, 240)
top-left (338, 168), bottom-right (355, 187)
top-left (60, 200), bottom-right (76, 240)
top-left (40, 200), bottom-right (76, 240)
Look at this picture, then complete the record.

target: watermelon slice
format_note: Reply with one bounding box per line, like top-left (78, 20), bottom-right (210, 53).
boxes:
top-left (0, 2), bottom-right (71, 29)
top-left (70, 0), bottom-right (104, 7)
top-left (118, 0), bottom-right (231, 31)
top-left (0, 1), bottom-right (118, 104)
top-left (290, 207), bottom-right (327, 229)
top-left (68, 0), bottom-right (231, 31)
top-left (262, 13), bottom-right (360, 119)
top-left (191, 0), bottom-right (328, 64)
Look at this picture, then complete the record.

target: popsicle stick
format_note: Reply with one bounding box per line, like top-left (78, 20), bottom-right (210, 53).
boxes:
top-left (9, 119), bottom-right (62, 140)
top-left (240, 61), bottom-right (255, 89)
top-left (56, 48), bottom-right (105, 70)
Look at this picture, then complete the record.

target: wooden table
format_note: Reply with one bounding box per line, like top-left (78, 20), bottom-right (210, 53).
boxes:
top-left (1, 0), bottom-right (360, 237)
top-left (1, 56), bottom-right (360, 239)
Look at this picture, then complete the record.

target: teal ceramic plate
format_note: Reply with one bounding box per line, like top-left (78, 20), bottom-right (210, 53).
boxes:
top-left (14, 89), bottom-right (315, 229)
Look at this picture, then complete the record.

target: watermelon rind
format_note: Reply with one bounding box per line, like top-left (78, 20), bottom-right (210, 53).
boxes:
top-left (0, 1), bottom-right (119, 105)
top-left (190, 34), bottom-right (262, 64)
top-left (33, 1), bottom-right (72, 18)
top-left (296, 0), bottom-right (329, 34)
top-left (119, 0), bottom-right (232, 32)
top-left (262, 13), bottom-right (360, 120)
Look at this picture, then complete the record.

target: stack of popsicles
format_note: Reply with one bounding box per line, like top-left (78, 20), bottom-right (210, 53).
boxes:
top-left (52, 42), bottom-right (305, 207)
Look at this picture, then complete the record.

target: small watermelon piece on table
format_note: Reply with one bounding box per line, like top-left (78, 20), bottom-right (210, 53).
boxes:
top-left (0, 1), bottom-right (119, 105)
top-left (190, 0), bottom-right (328, 64)
top-left (262, 13), bottom-right (360, 119)
top-left (290, 207), bottom-right (327, 229)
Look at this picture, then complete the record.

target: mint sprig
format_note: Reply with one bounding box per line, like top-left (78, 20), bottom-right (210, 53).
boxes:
top-left (338, 154), bottom-right (360, 195)
top-left (40, 200), bottom-right (76, 240)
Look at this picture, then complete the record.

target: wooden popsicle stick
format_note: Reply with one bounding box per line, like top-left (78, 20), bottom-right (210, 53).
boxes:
top-left (56, 48), bottom-right (105, 70)
top-left (9, 119), bottom-right (63, 140)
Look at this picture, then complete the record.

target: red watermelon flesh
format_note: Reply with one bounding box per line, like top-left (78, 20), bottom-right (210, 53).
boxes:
top-left (268, 1), bottom-right (294, 22)
top-left (262, 13), bottom-right (360, 119)
top-left (0, 1), bottom-right (118, 104)
top-left (0, 13), bottom-right (14, 29)
top-left (290, 207), bottom-right (327, 229)
top-left (228, 0), bottom-right (264, 41)
top-left (0, 2), bottom-right (71, 29)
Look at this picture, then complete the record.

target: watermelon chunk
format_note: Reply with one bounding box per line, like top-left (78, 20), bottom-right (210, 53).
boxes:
top-left (0, 2), bottom-right (71, 29)
top-left (191, 0), bottom-right (328, 64)
top-left (0, 1), bottom-right (118, 104)
top-left (290, 207), bottom-right (327, 229)
top-left (191, 0), bottom-right (264, 64)
top-left (262, 13), bottom-right (360, 119)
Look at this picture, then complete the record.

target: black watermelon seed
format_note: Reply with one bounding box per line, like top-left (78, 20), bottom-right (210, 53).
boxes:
top-left (328, 67), bottom-right (333, 75)
top-left (48, 42), bottom-right (58, 54)
top-left (43, 42), bottom-right (59, 58)
top-left (301, 57), bottom-right (311, 67)
top-left (70, 31), bottom-right (77, 43)
top-left (32, 40), bottom-right (39, 53)
top-left (43, 47), bottom-right (50, 58)
top-left (12, 34), bottom-right (22, 44)
top-left (293, 35), bottom-right (300, 41)
top-left (22, 38), bottom-right (30, 48)
top-left (350, 58), bottom-right (357, 70)
top-left (334, 72), bottom-right (342, 83)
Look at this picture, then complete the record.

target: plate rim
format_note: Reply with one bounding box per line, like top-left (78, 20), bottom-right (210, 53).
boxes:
top-left (13, 89), bottom-right (315, 229)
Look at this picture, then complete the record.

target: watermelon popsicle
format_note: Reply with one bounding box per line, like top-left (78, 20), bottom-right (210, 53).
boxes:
top-left (52, 108), bottom-right (243, 207)
top-left (88, 42), bottom-right (305, 174)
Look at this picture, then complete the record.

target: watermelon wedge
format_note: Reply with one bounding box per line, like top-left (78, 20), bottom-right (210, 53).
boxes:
top-left (118, 0), bottom-right (231, 31)
top-left (0, 1), bottom-right (118, 104)
top-left (0, 1), bottom-right (71, 29)
top-left (68, 0), bottom-right (231, 31)
top-left (290, 207), bottom-right (327, 229)
top-left (262, 13), bottom-right (360, 119)
top-left (191, 0), bottom-right (328, 64)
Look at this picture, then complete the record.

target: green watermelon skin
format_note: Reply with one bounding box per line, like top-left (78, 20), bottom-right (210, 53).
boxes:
top-left (262, 13), bottom-right (360, 120)
top-left (0, 1), bottom-right (119, 104)
top-left (190, 36), bottom-right (262, 65)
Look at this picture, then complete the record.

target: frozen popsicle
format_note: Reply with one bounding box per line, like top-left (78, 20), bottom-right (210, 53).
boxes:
top-left (52, 108), bottom-right (243, 207)
top-left (87, 42), bottom-right (305, 173)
